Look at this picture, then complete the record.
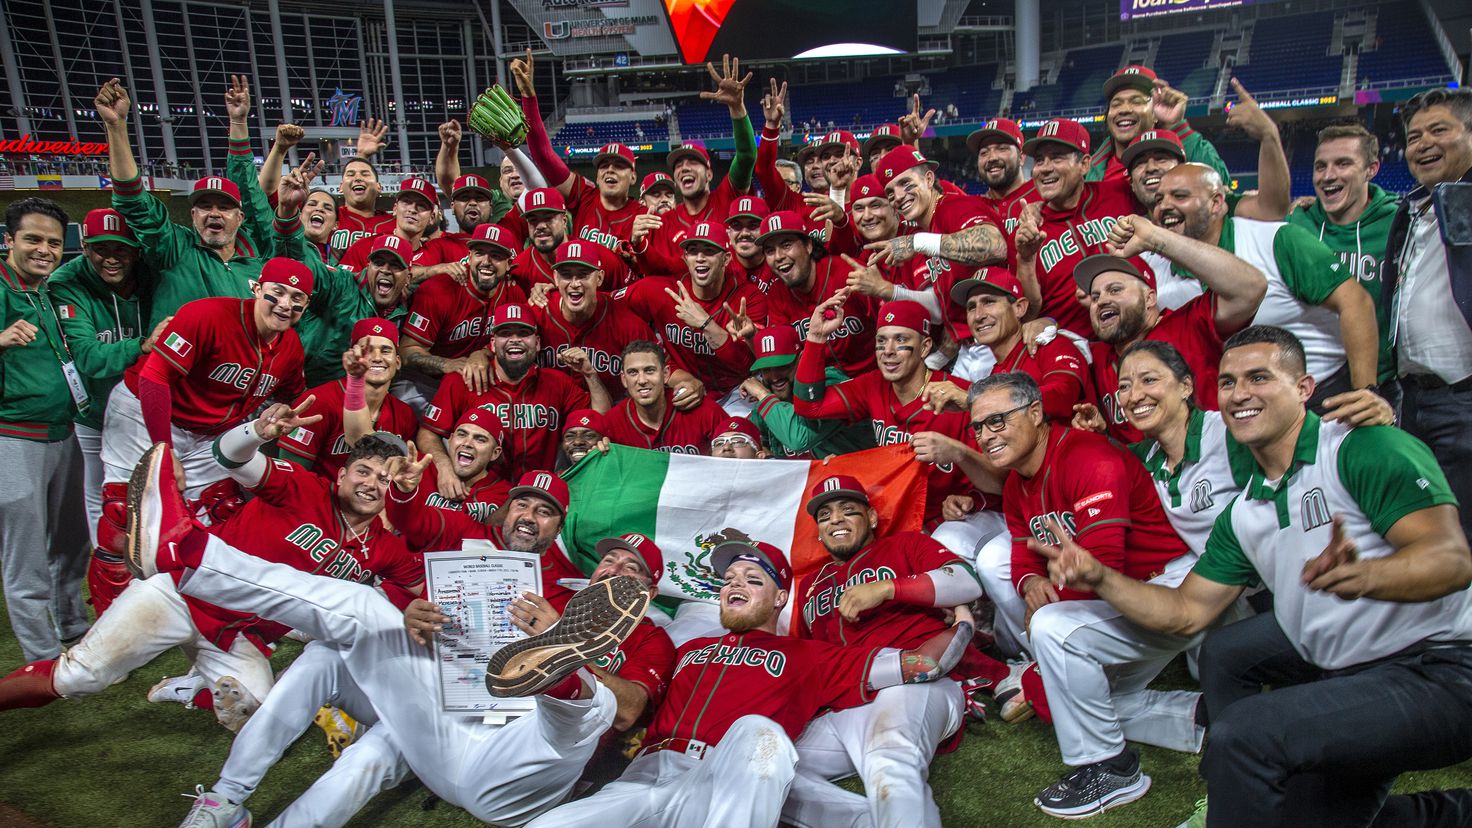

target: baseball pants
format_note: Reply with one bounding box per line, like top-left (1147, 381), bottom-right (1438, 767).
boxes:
top-left (74, 424), bottom-right (103, 546)
top-left (527, 714), bottom-right (799, 828)
top-left (51, 573), bottom-right (274, 721)
top-left (99, 385), bottom-right (229, 501)
top-left (0, 433), bottom-right (91, 661)
top-left (931, 509), bottom-right (1008, 568)
top-left (974, 532), bottom-right (1028, 659)
top-left (782, 681), bottom-right (963, 828)
top-left (177, 534), bottom-right (617, 825)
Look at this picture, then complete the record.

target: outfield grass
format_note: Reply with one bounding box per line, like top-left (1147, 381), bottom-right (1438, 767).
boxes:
top-left (3, 592), bottom-right (1471, 827)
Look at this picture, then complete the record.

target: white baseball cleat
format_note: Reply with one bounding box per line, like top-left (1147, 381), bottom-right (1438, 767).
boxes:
top-left (148, 672), bottom-right (207, 706)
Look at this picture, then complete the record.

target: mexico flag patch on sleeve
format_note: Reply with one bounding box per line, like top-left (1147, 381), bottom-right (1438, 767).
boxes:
top-left (163, 332), bottom-right (192, 358)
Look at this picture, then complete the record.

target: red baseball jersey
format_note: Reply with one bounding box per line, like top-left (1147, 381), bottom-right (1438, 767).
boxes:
top-left (192, 457), bottom-right (422, 654)
top-left (421, 368), bottom-right (590, 478)
top-left (615, 275), bottom-right (767, 397)
top-left (647, 629), bottom-right (878, 746)
top-left (729, 258), bottom-right (778, 294)
top-left (126, 297), bottom-right (305, 436)
top-left (635, 179), bottom-right (743, 275)
top-left (330, 208), bottom-right (396, 260)
top-left (409, 462), bottom-right (511, 526)
top-left (587, 618), bottom-right (676, 709)
top-left (1004, 425), bottom-right (1189, 600)
top-left (510, 244), bottom-right (634, 293)
top-left (765, 257), bottom-right (879, 378)
top-left (276, 379), bottom-right (419, 480)
top-left (1027, 178), bottom-right (1141, 337)
top-left (1089, 293), bottom-right (1223, 443)
top-left (985, 180), bottom-right (1040, 235)
top-left (798, 531), bottom-right (965, 651)
top-left (600, 391), bottom-right (730, 455)
top-left (990, 337), bottom-right (1094, 424)
top-left (402, 274), bottom-right (528, 359)
top-left (908, 194), bottom-right (1009, 340)
top-left (567, 175), bottom-right (644, 253)
top-left (336, 232), bottom-right (461, 277)
top-left (533, 293), bottom-right (656, 398)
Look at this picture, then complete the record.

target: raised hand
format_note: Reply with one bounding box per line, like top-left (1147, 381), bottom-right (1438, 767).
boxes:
top-left (842, 253), bottom-right (894, 299)
top-left (558, 346), bottom-right (597, 378)
top-left (356, 118), bottom-right (388, 157)
top-left (699, 54), bottom-right (753, 116)
top-left (438, 119), bottom-right (462, 150)
top-left (252, 396), bottom-right (322, 442)
top-left (722, 298), bottom-right (755, 341)
top-left (527, 281), bottom-right (554, 309)
top-left (761, 78), bottom-right (787, 129)
top-left (277, 152), bottom-right (325, 215)
top-left (386, 451), bottom-right (433, 495)
top-left (94, 78), bottom-right (131, 125)
top-left (1150, 78), bottom-right (1187, 127)
top-left (664, 282), bottom-right (712, 331)
top-left (275, 123), bottom-right (305, 149)
top-left (1071, 402), bottom-right (1108, 433)
top-left (1015, 202), bottom-right (1048, 261)
top-left (864, 236), bottom-right (916, 266)
top-left (919, 379), bottom-right (968, 414)
top-left (225, 75), bottom-right (251, 123)
top-left (805, 290), bottom-right (850, 342)
top-left (630, 211), bottom-right (663, 246)
top-left (1105, 214), bottom-right (1164, 259)
top-left (803, 192), bottom-right (844, 226)
top-left (1224, 79), bottom-right (1276, 141)
top-left (510, 47), bottom-right (537, 98)
top-left (899, 94), bottom-right (936, 144)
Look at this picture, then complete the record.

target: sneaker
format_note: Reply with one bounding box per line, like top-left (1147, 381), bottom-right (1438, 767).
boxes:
top-left (959, 676), bottom-right (989, 723)
top-left (211, 677), bottom-right (259, 734)
top-left (1177, 797), bottom-right (1207, 828)
top-left (1034, 751), bottom-right (1151, 820)
top-left (996, 659), bottom-right (1036, 723)
top-left (313, 705), bottom-right (364, 758)
top-left (126, 443), bottom-right (192, 579)
top-left (178, 785), bottom-right (250, 828)
top-left (485, 575), bottom-right (650, 698)
top-left (149, 672), bottom-right (208, 706)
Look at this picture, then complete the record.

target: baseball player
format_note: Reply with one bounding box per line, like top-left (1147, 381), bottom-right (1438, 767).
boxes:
top-left (336, 178), bottom-right (463, 280)
top-left (117, 449), bottom-right (656, 827)
top-left (709, 416), bottom-right (767, 459)
top-left (558, 409), bottom-right (606, 471)
top-left (438, 173), bottom-right (496, 240)
top-left (760, 211), bottom-right (879, 378)
top-left (967, 118), bottom-right (1038, 234)
top-left (639, 172), bottom-right (677, 215)
top-left (783, 475), bottom-right (986, 828)
top-left (741, 325), bottom-right (875, 459)
top-left (967, 371), bottom-right (1192, 817)
top-left (418, 303), bottom-right (605, 483)
top-left (724, 196), bottom-right (777, 294)
top-left (813, 129), bottom-right (862, 206)
top-left (399, 408), bottom-right (510, 531)
top-left (525, 538), bottom-right (974, 828)
top-left (277, 321), bottom-right (417, 480)
top-left (99, 257), bottom-right (310, 514)
top-left (331, 156), bottom-right (397, 260)
top-left (532, 239), bottom-right (656, 397)
top-left (1087, 66), bottom-right (1229, 185)
top-left (1033, 326), bottom-right (1472, 827)
top-left (601, 340), bottom-right (731, 455)
top-left (863, 124), bottom-right (904, 171)
top-left (509, 187), bottom-right (634, 291)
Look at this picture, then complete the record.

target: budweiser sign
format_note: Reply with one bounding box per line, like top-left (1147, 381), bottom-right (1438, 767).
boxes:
top-left (0, 135), bottom-right (110, 155)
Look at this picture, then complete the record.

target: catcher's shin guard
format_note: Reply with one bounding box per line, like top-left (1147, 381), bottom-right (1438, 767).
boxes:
top-left (88, 482), bottom-right (133, 616)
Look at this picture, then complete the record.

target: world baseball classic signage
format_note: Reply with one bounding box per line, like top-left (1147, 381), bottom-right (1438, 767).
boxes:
top-left (1120, 0), bottom-right (1270, 21)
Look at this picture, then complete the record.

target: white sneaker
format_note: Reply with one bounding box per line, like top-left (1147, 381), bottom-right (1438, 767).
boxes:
top-left (996, 659), bottom-right (1036, 723)
top-left (149, 673), bottom-right (207, 706)
top-left (178, 785), bottom-right (250, 828)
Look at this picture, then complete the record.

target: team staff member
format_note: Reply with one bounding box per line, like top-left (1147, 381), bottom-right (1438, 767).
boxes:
top-left (1086, 66), bottom-right (1229, 185)
top-left (967, 118), bottom-right (1037, 233)
top-left (1034, 326), bottom-right (1472, 827)
top-left (968, 372), bottom-right (1191, 819)
top-left (0, 198), bottom-right (92, 662)
top-left (532, 240), bottom-right (657, 397)
top-left (742, 325), bottom-right (874, 459)
top-left (601, 341), bottom-right (730, 455)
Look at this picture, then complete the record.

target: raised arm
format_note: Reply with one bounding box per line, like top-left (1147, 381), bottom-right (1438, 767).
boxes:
top-left (212, 398), bottom-right (323, 488)
top-left (1224, 81), bottom-right (1291, 221)
top-left (700, 55), bottom-right (756, 192)
top-left (1107, 214), bottom-right (1267, 333)
top-left (509, 49), bottom-right (577, 196)
top-left (96, 78), bottom-right (138, 183)
top-left (258, 124), bottom-right (304, 200)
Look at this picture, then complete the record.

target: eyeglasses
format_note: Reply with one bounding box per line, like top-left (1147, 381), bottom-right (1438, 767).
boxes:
top-left (971, 403), bottom-right (1032, 434)
top-left (711, 435), bottom-right (756, 449)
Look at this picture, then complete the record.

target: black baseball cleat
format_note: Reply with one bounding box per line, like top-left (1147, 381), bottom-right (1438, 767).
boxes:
top-left (485, 575), bottom-right (650, 698)
top-left (125, 442), bottom-right (192, 579)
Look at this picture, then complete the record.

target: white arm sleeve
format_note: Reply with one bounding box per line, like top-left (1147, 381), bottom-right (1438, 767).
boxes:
top-left (213, 420), bottom-right (269, 488)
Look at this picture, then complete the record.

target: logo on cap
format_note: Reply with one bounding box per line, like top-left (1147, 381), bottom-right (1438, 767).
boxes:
top-left (531, 191), bottom-right (546, 207)
top-left (885, 311), bottom-right (895, 322)
top-left (696, 223), bottom-right (710, 235)
top-left (382, 236), bottom-right (401, 249)
top-left (985, 119), bottom-right (1000, 130)
top-left (1140, 130), bottom-right (1158, 141)
top-left (288, 275), bottom-right (299, 285)
top-left (532, 472), bottom-right (555, 490)
top-left (625, 532), bottom-right (649, 546)
top-left (372, 324), bottom-right (383, 333)
top-left (821, 477), bottom-right (842, 493)
top-left (102, 213), bottom-right (121, 231)
top-left (1041, 121), bottom-right (1060, 138)
top-left (506, 306), bottom-right (523, 319)
top-left (207, 177), bottom-right (223, 189)
top-left (568, 242), bottom-right (582, 257)
top-left (760, 334), bottom-right (775, 352)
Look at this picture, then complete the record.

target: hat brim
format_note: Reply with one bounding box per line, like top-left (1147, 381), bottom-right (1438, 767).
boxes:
top-left (1022, 136), bottom-right (1088, 157)
top-left (949, 277), bottom-right (1016, 307)
top-left (467, 240), bottom-right (515, 256)
top-left (804, 487), bottom-right (870, 517)
top-left (189, 189), bottom-right (241, 208)
top-left (750, 353), bottom-right (797, 371)
top-left (795, 146), bottom-right (819, 164)
top-left (861, 136), bottom-right (902, 157)
top-left (452, 185), bottom-right (494, 200)
top-left (594, 153), bottom-right (635, 169)
top-left (710, 540), bottom-right (787, 586)
top-left (553, 257), bottom-right (602, 271)
top-left (396, 190), bottom-right (436, 209)
top-left (725, 211), bottom-right (765, 224)
top-left (367, 249), bottom-right (409, 268)
top-left (1121, 140), bottom-right (1186, 170)
top-left (1073, 255), bottom-right (1146, 293)
top-left (642, 179), bottom-right (676, 194)
top-left (755, 227), bottom-right (809, 246)
top-left (84, 233), bottom-right (139, 248)
top-left (667, 149), bottom-right (709, 168)
top-left (506, 484), bottom-right (565, 515)
top-left (594, 537), bottom-right (656, 576)
top-left (966, 128), bottom-right (1021, 155)
top-left (678, 238), bottom-right (726, 253)
top-left (1104, 75), bottom-right (1156, 101)
top-left (492, 320), bottom-right (538, 333)
top-left (521, 206), bottom-right (568, 219)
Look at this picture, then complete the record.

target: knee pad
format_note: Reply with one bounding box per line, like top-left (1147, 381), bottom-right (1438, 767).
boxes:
top-left (191, 478), bottom-right (245, 527)
top-left (90, 483), bottom-right (133, 617)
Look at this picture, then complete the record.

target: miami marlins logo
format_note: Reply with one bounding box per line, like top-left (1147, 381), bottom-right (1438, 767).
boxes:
top-left (667, 526), bottom-right (753, 601)
top-left (326, 88), bottom-right (363, 128)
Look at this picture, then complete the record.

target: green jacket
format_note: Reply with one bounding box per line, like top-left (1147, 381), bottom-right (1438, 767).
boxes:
top-left (0, 261), bottom-right (80, 441)
top-left (226, 137), bottom-right (283, 263)
top-left (1086, 118), bottom-right (1230, 185)
top-left (1287, 184), bottom-right (1400, 382)
top-left (274, 214), bottom-right (407, 386)
top-left (751, 366), bottom-right (875, 459)
top-left (48, 256), bottom-right (155, 430)
top-left (110, 171), bottom-right (267, 330)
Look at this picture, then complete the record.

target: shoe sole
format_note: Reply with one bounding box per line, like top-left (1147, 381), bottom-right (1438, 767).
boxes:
top-left (1036, 773), bottom-right (1152, 820)
top-left (125, 443), bottom-right (167, 580)
top-left (1001, 698), bottom-right (1036, 724)
top-left (212, 676), bottom-right (259, 734)
top-left (485, 575), bottom-right (650, 698)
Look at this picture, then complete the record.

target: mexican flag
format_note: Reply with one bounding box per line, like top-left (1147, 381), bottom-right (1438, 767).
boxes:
top-left (562, 444), bottom-right (928, 606)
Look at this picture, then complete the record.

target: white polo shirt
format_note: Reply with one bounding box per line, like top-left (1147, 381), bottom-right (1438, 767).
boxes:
top-left (1131, 408), bottom-right (1242, 556)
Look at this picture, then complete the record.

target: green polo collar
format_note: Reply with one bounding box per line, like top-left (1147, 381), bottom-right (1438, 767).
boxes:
top-left (1139, 407), bottom-right (1206, 507)
top-left (1235, 411), bottom-right (1322, 528)
top-left (1172, 217), bottom-right (1236, 283)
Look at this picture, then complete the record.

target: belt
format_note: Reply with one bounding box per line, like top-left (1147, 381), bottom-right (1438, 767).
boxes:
top-left (1401, 373), bottom-right (1472, 392)
top-left (637, 737), bottom-right (710, 760)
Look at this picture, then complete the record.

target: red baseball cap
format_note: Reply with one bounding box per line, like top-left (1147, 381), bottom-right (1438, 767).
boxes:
top-left (750, 325), bottom-right (800, 370)
top-left (1023, 119), bottom-right (1091, 157)
top-left (711, 539), bottom-right (792, 590)
top-left (522, 187), bottom-right (568, 217)
top-left (491, 303), bottom-right (536, 332)
top-left (1073, 253), bottom-right (1156, 293)
top-left (1121, 129), bottom-right (1186, 169)
top-left (453, 407), bottom-right (506, 443)
top-left (756, 211), bottom-right (809, 245)
top-left (816, 129), bottom-right (859, 154)
top-left (875, 145), bottom-right (937, 185)
top-left (726, 196), bottom-right (770, 224)
top-left (367, 234), bottom-right (409, 268)
top-left (564, 409), bottom-right (605, 434)
top-left (1104, 65), bottom-right (1158, 100)
top-left (258, 257), bottom-right (314, 296)
top-left (396, 177), bottom-right (437, 208)
top-left (849, 174), bottom-right (887, 207)
top-left (640, 172), bottom-right (676, 194)
top-left (468, 223), bottom-right (516, 255)
top-left (795, 137), bottom-right (824, 165)
top-left (507, 470), bottom-right (570, 515)
top-left (715, 416), bottom-right (762, 445)
top-left (950, 267), bottom-right (1024, 306)
top-left (862, 124), bottom-right (903, 159)
top-left (667, 141), bottom-right (710, 169)
top-left (594, 143), bottom-right (636, 169)
top-left (190, 176), bottom-right (241, 208)
top-left (595, 533), bottom-right (664, 584)
top-left (966, 118), bottom-right (1025, 154)
top-left (554, 239), bottom-right (603, 270)
top-left (678, 221), bottom-right (727, 253)
top-left (876, 299), bottom-right (931, 336)
top-left (804, 474), bottom-right (870, 516)
top-left (82, 208), bottom-right (138, 247)
top-left (350, 317), bottom-right (400, 346)
top-left (451, 174), bottom-right (493, 199)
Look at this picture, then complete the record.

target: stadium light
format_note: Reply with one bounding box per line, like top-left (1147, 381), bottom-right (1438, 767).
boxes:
top-left (795, 43), bottom-right (905, 59)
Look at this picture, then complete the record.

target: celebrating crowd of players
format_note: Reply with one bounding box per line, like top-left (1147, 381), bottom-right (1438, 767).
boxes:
top-left (2, 48), bottom-right (1472, 827)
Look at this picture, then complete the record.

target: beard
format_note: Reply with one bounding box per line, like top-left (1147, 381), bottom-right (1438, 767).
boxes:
top-left (1100, 302), bottom-right (1149, 345)
top-left (720, 606), bottom-right (766, 633)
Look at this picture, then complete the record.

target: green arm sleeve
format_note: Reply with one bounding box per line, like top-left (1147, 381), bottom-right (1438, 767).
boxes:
top-left (1338, 426), bottom-right (1458, 537)
top-left (728, 115), bottom-right (756, 193)
top-left (110, 176), bottom-right (189, 272)
top-left (1192, 502), bottom-right (1261, 587)
top-left (753, 397), bottom-right (846, 455)
top-left (1273, 222), bottom-right (1351, 305)
top-left (227, 138), bottom-right (277, 259)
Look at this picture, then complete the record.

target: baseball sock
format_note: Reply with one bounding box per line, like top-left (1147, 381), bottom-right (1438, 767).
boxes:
top-left (0, 660), bottom-right (60, 710)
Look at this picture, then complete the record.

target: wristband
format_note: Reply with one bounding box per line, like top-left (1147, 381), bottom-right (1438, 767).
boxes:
top-left (344, 373), bottom-right (366, 410)
top-left (913, 232), bottom-right (942, 257)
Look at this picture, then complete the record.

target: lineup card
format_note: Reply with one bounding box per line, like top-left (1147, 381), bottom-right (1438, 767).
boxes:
top-left (425, 542), bottom-right (541, 716)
